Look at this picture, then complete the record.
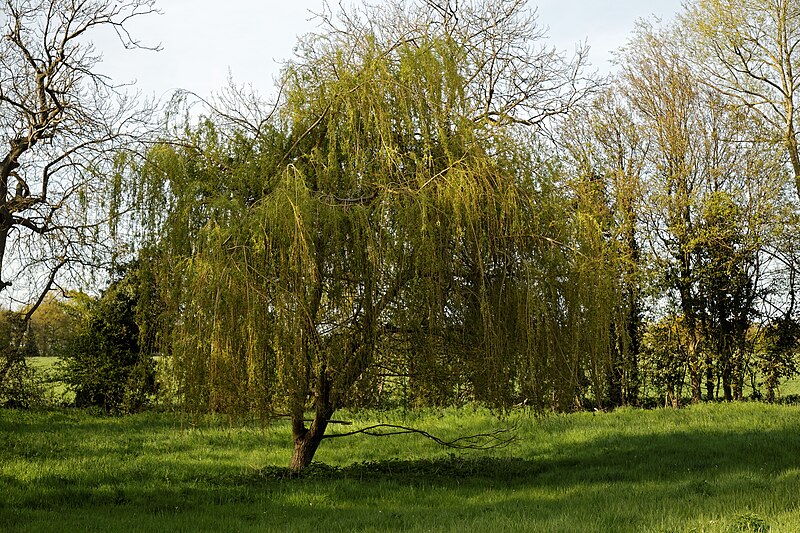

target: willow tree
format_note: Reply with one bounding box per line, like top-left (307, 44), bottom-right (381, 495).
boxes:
top-left (144, 0), bottom-right (605, 471)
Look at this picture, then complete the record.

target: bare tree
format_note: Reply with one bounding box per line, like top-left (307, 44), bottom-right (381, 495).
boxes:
top-left (307, 0), bottom-right (597, 131)
top-left (428, 0), bottom-right (597, 127)
top-left (0, 0), bottom-right (158, 311)
top-left (0, 0), bottom-right (158, 399)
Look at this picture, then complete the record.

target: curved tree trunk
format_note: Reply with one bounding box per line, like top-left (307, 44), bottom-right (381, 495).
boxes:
top-left (290, 410), bottom-right (331, 472)
top-left (289, 357), bottom-right (335, 472)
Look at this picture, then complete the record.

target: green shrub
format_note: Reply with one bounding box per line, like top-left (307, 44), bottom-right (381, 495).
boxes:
top-left (58, 264), bottom-right (158, 413)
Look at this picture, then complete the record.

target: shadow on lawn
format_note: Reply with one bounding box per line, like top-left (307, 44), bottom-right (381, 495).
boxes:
top-left (4, 408), bottom-right (800, 488)
top-left (245, 455), bottom-right (546, 481)
top-left (3, 414), bottom-right (800, 532)
top-left (241, 425), bottom-right (800, 487)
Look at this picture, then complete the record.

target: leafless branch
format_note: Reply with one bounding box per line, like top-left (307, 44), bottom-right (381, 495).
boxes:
top-left (0, 0), bottom-right (159, 315)
top-left (322, 423), bottom-right (516, 450)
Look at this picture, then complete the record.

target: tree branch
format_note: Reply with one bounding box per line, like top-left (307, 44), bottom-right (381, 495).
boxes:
top-left (322, 423), bottom-right (516, 450)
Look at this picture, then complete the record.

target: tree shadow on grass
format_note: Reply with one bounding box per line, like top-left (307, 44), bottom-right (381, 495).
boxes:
top-left (239, 425), bottom-right (800, 485)
top-left (245, 454), bottom-right (546, 482)
top-left (3, 420), bottom-right (800, 532)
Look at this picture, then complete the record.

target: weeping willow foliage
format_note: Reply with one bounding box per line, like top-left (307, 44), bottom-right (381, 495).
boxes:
top-left (140, 1), bottom-right (625, 418)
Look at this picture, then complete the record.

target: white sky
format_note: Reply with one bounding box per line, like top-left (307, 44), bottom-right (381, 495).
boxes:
top-left (97, 0), bottom-right (684, 101)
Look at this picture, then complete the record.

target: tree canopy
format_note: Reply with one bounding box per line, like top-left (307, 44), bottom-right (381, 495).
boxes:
top-left (139, 0), bottom-right (618, 470)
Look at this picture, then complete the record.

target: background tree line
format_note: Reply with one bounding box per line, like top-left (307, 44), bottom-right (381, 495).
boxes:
top-left (2, 0), bottom-right (800, 471)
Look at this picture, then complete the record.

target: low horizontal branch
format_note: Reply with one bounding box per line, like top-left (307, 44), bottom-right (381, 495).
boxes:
top-left (322, 423), bottom-right (516, 450)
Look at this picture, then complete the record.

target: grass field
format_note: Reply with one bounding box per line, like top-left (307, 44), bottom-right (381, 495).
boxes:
top-left (779, 376), bottom-right (800, 397)
top-left (1, 403), bottom-right (799, 532)
top-left (24, 356), bottom-right (73, 404)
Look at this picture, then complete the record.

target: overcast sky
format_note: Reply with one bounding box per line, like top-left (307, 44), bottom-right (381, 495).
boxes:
top-left (97, 0), bottom-right (685, 101)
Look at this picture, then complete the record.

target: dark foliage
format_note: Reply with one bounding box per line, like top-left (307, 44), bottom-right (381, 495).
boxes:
top-left (59, 263), bottom-right (158, 413)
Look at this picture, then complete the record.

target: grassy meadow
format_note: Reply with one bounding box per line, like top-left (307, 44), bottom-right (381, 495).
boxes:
top-left (1, 403), bottom-right (799, 532)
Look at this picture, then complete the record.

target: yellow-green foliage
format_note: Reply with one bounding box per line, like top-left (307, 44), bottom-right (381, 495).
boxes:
top-left (142, 1), bottom-right (625, 416)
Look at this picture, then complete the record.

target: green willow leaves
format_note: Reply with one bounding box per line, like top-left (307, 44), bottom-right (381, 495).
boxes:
top-left (137, 0), bottom-right (613, 469)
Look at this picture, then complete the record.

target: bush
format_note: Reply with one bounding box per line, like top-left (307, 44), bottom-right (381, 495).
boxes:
top-left (59, 264), bottom-right (158, 413)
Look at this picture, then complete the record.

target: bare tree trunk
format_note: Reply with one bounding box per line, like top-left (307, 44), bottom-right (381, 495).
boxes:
top-left (0, 150), bottom-right (17, 292)
top-left (689, 337), bottom-right (702, 403)
top-left (786, 119), bottom-right (800, 199)
top-left (290, 409), bottom-right (331, 472)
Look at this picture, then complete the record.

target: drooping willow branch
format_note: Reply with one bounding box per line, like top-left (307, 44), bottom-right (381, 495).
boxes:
top-left (322, 423), bottom-right (516, 450)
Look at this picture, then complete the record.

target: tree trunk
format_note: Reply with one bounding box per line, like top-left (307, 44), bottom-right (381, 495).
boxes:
top-left (731, 349), bottom-right (744, 401)
top-left (666, 383), bottom-right (678, 408)
top-left (785, 118), bottom-right (800, 199)
top-left (705, 358), bottom-right (715, 401)
top-left (290, 425), bottom-right (326, 472)
top-left (624, 218), bottom-right (641, 406)
top-left (765, 366), bottom-right (777, 403)
top-left (686, 317), bottom-right (702, 404)
top-left (721, 364), bottom-right (733, 402)
top-left (608, 337), bottom-right (623, 408)
top-left (690, 367), bottom-right (702, 404)
top-left (289, 351), bottom-right (335, 472)
top-left (290, 407), bottom-right (332, 472)
top-left (625, 319), bottom-right (641, 406)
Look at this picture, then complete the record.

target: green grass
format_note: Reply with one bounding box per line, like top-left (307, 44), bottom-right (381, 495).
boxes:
top-left (1, 403), bottom-right (800, 532)
top-left (25, 356), bottom-right (73, 403)
top-left (779, 376), bottom-right (800, 397)
top-left (25, 356), bottom-right (61, 370)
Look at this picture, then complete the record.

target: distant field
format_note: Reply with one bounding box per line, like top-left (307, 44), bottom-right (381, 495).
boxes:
top-left (780, 376), bottom-right (800, 397)
top-left (25, 356), bottom-right (72, 402)
top-left (25, 356), bottom-right (60, 370)
top-left (27, 355), bottom-right (800, 406)
top-left (2, 403), bottom-right (799, 532)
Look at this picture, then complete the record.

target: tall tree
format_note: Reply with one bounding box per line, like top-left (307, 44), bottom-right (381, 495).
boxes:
top-left (694, 191), bottom-right (759, 401)
top-left (145, 0), bottom-right (605, 471)
top-left (620, 22), bottom-right (708, 402)
top-left (0, 0), bottom-right (157, 394)
top-left (683, 0), bottom-right (800, 197)
top-left (560, 87), bottom-right (648, 407)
